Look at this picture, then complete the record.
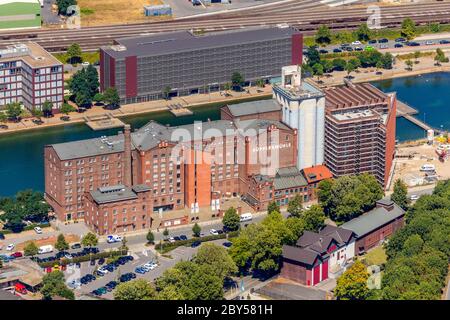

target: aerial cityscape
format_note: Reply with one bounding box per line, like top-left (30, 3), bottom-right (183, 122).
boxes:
top-left (0, 0), bottom-right (450, 306)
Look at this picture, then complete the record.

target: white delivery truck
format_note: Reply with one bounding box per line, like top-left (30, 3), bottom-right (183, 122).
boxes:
top-left (239, 213), bottom-right (253, 222)
top-left (38, 245), bottom-right (54, 254)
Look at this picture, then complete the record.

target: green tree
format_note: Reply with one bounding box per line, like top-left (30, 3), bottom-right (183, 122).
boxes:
top-left (32, 108), bottom-right (43, 120)
top-left (194, 243), bottom-right (237, 279)
top-left (255, 79), bottom-right (265, 88)
top-left (287, 194), bottom-right (303, 217)
top-left (163, 228), bottom-right (169, 239)
top-left (103, 87), bottom-right (120, 108)
top-left (414, 51), bottom-right (421, 64)
top-left (192, 223), bottom-right (201, 237)
top-left (55, 233), bottom-right (69, 252)
top-left (163, 86), bottom-right (172, 99)
top-left (315, 25), bottom-right (332, 45)
top-left (93, 93), bottom-right (104, 104)
top-left (42, 100), bottom-right (53, 117)
top-left (355, 23), bottom-right (372, 42)
top-left (321, 59), bottom-right (334, 73)
top-left (332, 58), bottom-right (347, 71)
top-left (267, 201), bottom-right (280, 214)
top-left (222, 207), bottom-right (240, 232)
top-left (405, 59), bottom-right (414, 71)
top-left (146, 230), bottom-right (155, 244)
top-left (40, 271), bottom-right (75, 300)
top-left (231, 72), bottom-right (244, 89)
top-left (6, 102), bottom-right (22, 121)
top-left (306, 46), bottom-right (321, 67)
top-left (24, 241), bottom-right (39, 257)
top-left (119, 236), bottom-right (128, 254)
top-left (401, 18), bottom-right (417, 40)
top-left (114, 279), bottom-right (157, 300)
top-left (0, 112), bottom-right (7, 123)
top-left (334, 260), bottom-right (369, 300)
top-left (67, 42), bottom-right (82, 64)
top-left (223, 82), bottom-right (231, 95)
top-left (60, 103), bottom-right (76, 115)
top-left (430, 22), bottom-right (441, 33)
top-left (391, 179), bottom-right (409, 210)
top-left (313, 62), bottom-right (324, 82)
top-left (302, 205), bottom-right (325, 232)
top-left (403, 234), bottom-right (424, 256)
top-left (81, 232), bottom-right (98, 248)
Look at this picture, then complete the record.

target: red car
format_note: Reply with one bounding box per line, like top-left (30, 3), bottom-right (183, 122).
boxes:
top-left (10, 252), bottom-right (23, 258)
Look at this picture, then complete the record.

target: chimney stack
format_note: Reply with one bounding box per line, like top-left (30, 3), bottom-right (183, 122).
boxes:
top-left (123, 124), bottom-right (132, 187)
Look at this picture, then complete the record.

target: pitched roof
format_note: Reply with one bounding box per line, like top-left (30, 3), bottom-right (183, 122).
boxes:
top-left (301, 165), bottom-right (333, 184)
top-left (319, 225), bottom-right (355, 245)
top-left (225, 99), bottom-right (281, 117)
top-left (340, 203), bottom-right (405, 237)
top-left (296, 231), bottom-right (336, 255)
top-left (282, 245), bottom-right (320, 266)
top-left (274, 166), bottom-right (307, 190)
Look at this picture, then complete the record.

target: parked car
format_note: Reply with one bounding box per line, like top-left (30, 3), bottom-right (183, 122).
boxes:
top-left (351, 40), bottom-right (362, 45)
top-left (107, 235), bottom-right (122, 243)
top-left (209, 229), bottom-right (219, 236)
top-left (179, 235), bottom-right (188, 241)
top-left (364, 46), bottom-right (375, 51)
top-left (222, 242), bottom-right (232, 248)
top-left (406, 41), bottom-right (420, 46)
top-left (333, 48), bottom-right (342, 53)
top-left (380, 44), bottom-right (389, 49)
top-left (135, 267), bottom-right (146, 274)
top-left (377, 38), bottom-right (389, 43)
top-left (67, 279), bottom-right (81, 289)
top-left (319, 49), bottom-right (328, 54)
top-left (71, 243), bottom-right (81, 250)
top-left (168, 237), bottom-right (176, 243)
top-left (368, 39), bottom-right (377, 44)
top-left (98, 258), bottom-right (105, 265)
top-left (173, 236), bottom-right (181, 241)
top-left (6, 244), bottom-right (14, 251)
top-left (439, 39), bottom-right (450, 44)
top-left (90, 259), bottom-right (96, 266)
top-left (354, 46), bottom-right (363, 51)
top-left (425, 40), bottom-right (434, 45)
top-left (394, 43), bottom-right (403, 48)
top-left (34, 226), bottom-right (42, 234)
top-left (0, 233), bottom-right (5, 240)
top-left (395, 37), bottom-right (406, 42)
top-left (64, 253), bottom-right (73, 260)
top-left (191, 241), bottom-right (201, 248)
top-left (409, 194), bottom-right (419, 201)
top-left (10, 252), bottom-right (23, 258)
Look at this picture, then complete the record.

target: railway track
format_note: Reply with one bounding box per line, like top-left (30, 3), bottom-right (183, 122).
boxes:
top-left (2, 1), bottom-right (450, 52)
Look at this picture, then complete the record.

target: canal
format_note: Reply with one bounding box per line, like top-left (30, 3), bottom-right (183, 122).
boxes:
top-left (1, 72), bottom-right (449, 197)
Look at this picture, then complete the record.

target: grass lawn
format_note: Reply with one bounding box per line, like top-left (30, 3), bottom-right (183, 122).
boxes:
top-left (360, 246), bottom-right (387, 266)
top-left (77, 0), bottom-right (169, 26)
top-left (53, 51), bottom-right (100, 65)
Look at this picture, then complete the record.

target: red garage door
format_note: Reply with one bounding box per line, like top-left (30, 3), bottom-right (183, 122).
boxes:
top-left (313, 265), bottom-right (321, 286)
top-left (322, 260), bottom-right (329, 281)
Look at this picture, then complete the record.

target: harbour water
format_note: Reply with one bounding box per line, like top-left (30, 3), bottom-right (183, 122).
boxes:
top-left (0, 72), bottom-right (449, 196)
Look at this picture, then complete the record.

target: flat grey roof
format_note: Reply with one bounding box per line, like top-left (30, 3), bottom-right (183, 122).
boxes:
top-left (90, 185), bottom-right (138, 205)
top-left (341, 204), bottom-right (405, 237)
top-left (102, 25), bottom-right (300, 59)
top-left (226, 99), bottom-right (281, 117)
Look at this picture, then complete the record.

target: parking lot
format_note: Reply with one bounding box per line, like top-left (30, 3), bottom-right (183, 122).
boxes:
top-left (64, 239), bottom-right (229, 299)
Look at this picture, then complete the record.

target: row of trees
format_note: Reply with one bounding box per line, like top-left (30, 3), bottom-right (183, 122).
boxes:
top-left (304, 46), bottom-right (394, 80)
top-left (317, 174), bottom-right (384, 223)
top-left (228, 199), bottom-right (325, 277)
top-left (114, 242), bottom-right (237, 300)
top-left (0, 190), bottom-right (50, 233)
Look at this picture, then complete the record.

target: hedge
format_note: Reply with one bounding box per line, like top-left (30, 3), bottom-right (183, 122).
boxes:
top-left (37, 249), bottom-right (126, 268)
top-left (154, 231), bottom-right (239, 254)
top-left (1, 222), bottom-right (50, 235)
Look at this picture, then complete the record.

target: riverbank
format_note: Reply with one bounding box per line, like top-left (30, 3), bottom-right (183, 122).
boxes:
top-left (0, 86), bottom-right (272, 136)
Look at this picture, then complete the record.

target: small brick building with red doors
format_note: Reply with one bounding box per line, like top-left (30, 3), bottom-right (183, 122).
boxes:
top-left (281, 231), bottom-right (341, 286)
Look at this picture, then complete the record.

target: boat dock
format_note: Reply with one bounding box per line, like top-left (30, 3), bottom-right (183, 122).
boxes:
top-left (168, 103), bottom-right (193, 117)
top-left (84, 113), bottom-right (125, 131)
top-left (396, 99), bottom-right (440, 133)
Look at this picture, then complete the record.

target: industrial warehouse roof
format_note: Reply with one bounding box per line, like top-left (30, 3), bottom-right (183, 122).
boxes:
top-left (340, 201), bottom-right (405, 237)
top-left (90, 185), bottom-right (138, 204)
top-left (324, 83), bottom-right (390, 111)
top-left (102, 25), bottom-right (300, 59)
top-left (234, 119), bottom-right (291, 135)
top-left (273, 166), bottom-right (307, 190)
top-left (225, 99), bottom-right (281, 117)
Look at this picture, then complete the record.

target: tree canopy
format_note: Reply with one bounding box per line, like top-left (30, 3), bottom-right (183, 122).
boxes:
top-left (222, 207), bottom-right (240, 232)
top-left (381, 180), bottom-right (450, 299)
top-left (81, 232), bottom-right (98, 247)
top-left (114, 279), bottom-right (157, 300)
top-left (40, 271), bottom-right (74, 300)
top-left (335, 260), bottom-right (370, 300)
top-left (55, 234), bottom-right (69, 252)
top-left (317, 174), bottom-right (384, 222)
top-left (391, 179), bottom-right (409, 210)
top-left (401, 18), bottom-right (417, 40)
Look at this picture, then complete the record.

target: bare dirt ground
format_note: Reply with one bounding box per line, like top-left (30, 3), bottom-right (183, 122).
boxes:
top-left (393, 141), bottom-right (450, 188)
top-left (78, 0), bottom-right (169, 26)
top-left (15, 234), bottom-right (80, 251)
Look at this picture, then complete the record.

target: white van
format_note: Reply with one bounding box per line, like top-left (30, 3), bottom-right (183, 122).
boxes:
top-left (239, 213), bottom-right (253, 222)
top-left (420, 164), bottom-right (435, 172)
top-left (38, 245), bottom-right (54, 254)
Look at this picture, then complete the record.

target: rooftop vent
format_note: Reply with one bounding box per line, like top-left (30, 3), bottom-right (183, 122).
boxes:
top-left (110, 45), bottom-right (127, 52)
